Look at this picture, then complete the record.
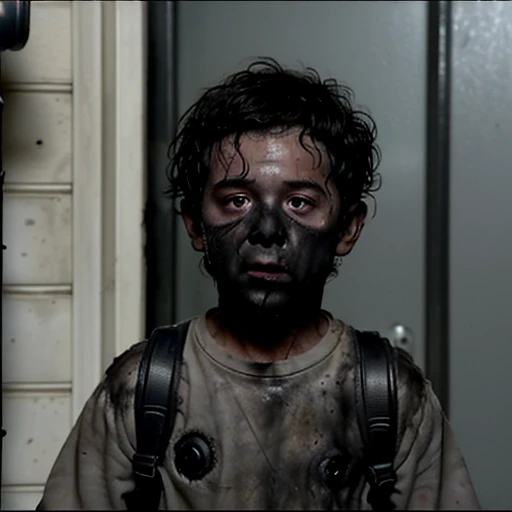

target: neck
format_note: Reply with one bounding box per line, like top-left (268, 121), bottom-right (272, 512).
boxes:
top-left (206, 302), bottom-right (329, 362)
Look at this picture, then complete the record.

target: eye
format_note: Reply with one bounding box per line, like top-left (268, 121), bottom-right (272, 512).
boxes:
top-left (287, 196), bottom-right (314, 211)
top-left (224, 195), bottom-right (250, 209)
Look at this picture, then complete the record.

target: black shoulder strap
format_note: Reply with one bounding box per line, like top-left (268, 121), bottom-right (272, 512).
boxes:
top-left (123, 320), bottom-right (191, 510)
top-left (354, 330), bottom-right (398, 511)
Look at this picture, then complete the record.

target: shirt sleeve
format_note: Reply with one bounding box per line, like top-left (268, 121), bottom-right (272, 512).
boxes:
top-left (37, 343), bottom-right (144, 510)
top-left (392, 375), bottom-right (481, 509)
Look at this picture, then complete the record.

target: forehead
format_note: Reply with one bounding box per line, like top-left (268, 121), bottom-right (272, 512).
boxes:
top-left (209, 130), bottom-right (331, 183)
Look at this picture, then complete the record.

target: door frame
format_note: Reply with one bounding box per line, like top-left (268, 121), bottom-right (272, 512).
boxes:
top-left (71, 1), bottom-right (147, 419)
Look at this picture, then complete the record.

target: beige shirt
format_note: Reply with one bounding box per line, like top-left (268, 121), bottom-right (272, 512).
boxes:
top-left (39, 313), bottom-right (480, 510)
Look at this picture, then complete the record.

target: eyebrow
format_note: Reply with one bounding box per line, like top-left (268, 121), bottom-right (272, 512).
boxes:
top-left (284, 180), bottom-right (328, 197)
top-left (212, 177), bottom-right (256, 192)
top-left (212, 177), bottom-right (327, 197)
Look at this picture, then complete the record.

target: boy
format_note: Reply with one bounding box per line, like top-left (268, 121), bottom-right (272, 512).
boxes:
top-left (39, 59), bottom-right (480, 509)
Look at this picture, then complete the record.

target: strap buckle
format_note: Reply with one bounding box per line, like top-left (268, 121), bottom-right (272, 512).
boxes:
top-left (367, 461), bottom-right (397, 489)
top-left (366, 461), bottom-right (397, 508)
top-left (132, 453), bottom-right (158, 479)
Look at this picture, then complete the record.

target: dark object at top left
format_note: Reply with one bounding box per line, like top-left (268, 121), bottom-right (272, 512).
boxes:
top-left (0, 0), bottom-right (30, 52)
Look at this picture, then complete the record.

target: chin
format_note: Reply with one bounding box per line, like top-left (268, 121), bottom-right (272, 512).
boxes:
top-left (220, 289), bottom-right (310, 324)
top-left (241, 285), bottom-right (298, 309)
top-left (249, 291), bottom-right (290, 309)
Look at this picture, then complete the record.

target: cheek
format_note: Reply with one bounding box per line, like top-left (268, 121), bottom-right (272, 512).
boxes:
top-left (202, 222), bottom-right (246, 262)
top-left (297, 236), bottom-right (338, 278)
top-left (203, 207), bottom-right (260, 254)
top-left (288, 222), bottom-right (340, 266)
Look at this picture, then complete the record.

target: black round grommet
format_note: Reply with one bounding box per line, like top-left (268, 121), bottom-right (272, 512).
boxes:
top-left (322, 454), bottom-right (350, 490)
top-left (174, 432), bottom-right (214, 480)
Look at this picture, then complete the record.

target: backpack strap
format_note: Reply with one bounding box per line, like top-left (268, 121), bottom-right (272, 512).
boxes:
top-left (354, 330), bottom-right (398, 510)
top-left (123, 320), bottom-right (191, 510)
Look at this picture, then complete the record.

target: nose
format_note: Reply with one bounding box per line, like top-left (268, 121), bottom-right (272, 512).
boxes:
top-left (247, 206), bottom-right (286, 248)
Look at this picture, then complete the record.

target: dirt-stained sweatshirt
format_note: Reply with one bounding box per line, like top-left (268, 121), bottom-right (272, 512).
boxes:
top-left (38, 312), bottom-right (480, 510)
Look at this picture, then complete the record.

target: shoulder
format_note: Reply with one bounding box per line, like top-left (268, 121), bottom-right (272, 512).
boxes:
top-left (105, 339), bottom-right (147, 379)
top-left (344, 324), bottom-right (427, 414)
top-left (98, 320), bottom-right (194, 410)
top-left (394, 346), bottom-right (427, 410)
top-left (343, 322), bottom-right (432, 437)
top-left (99, 340), bottom-right (148, 412)
top-left (392, 345), bottom-right (438, 441)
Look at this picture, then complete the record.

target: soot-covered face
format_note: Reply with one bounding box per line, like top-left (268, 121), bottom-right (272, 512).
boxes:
top-left (183, 130), bottom-right (364, 321)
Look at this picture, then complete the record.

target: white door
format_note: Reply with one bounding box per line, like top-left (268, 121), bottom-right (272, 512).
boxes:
top-left (175, 1), bottom-right (428, 371)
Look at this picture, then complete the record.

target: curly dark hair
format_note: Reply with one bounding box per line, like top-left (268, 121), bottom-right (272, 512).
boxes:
top-left (166, 57), bottom-right (381, 225)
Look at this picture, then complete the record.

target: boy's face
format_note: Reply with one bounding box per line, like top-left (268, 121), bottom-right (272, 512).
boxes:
top-left (183, 129), bottom-right (365, 317)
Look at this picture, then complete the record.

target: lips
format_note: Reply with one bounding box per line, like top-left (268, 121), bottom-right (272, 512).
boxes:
top-left (244, 262), bottom-right (292, 282)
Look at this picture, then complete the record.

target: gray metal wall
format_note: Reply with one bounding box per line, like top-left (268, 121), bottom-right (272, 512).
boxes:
top-left (450, 3), bottom-right (512, 509)
top-left (172, 1), bottom-right (511, 508)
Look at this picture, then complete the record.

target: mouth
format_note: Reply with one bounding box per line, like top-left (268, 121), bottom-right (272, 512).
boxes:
top-left (245, 262), bottom-right (292, 282)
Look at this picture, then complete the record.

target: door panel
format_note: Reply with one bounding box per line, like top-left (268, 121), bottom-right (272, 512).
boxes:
top-left (1, 392), bottom-right (71, 485)
top-left (0, 1), bottom-right (71, 85)
top-left (176, 1), bottom-right (427, 369)
top-left (2, 294), bottom-right (72, 383)
top-left (450, 2), bottom-right (512, 509)
top-left (2, 92), bottom-right (71, 184)
top-left (3, 194), bottom-right (72, 285)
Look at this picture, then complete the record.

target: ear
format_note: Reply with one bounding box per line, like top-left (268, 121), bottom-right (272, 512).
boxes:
top-left (335, 202), bottom-right (367, 257)
top-left (181, 200), bottom-right (205, 252)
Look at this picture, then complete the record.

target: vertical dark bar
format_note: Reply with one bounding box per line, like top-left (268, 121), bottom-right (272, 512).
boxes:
top-left (145, 1), bottom-right (179, 335)
top-left (426, 1), bottom-right (452, 413)
top-left (0, 60), bottom-right (5, 505)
